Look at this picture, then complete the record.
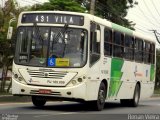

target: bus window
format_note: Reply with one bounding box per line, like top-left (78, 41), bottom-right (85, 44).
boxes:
top-left (104, 28), bottom-right (112, 56)
top-left (15, 27), bottom-right (32, 63)
top-left (114, 32), bottom-right (122, 45)
top-left (143, 41), bottom-right (150, 64)
top-left (135, 39), bottom-right (143, 62)
top-left (90, 22), bottom-right (100, 66)
top-left (113, 31), bottom-right (124, 58)
top-left (124, 35), bottom-right (134, 60)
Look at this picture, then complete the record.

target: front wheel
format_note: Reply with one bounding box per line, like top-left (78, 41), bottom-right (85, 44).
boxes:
top-left (32, 96), bottom-right (46, 107)
top-left (89, 82), bottom-right (106, 111)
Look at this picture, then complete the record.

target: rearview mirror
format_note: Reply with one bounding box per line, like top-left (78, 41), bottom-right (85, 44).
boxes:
top-left (7, 26), bottom-right (13, 39)
top-left (96, 30), bottom-right (100, 42)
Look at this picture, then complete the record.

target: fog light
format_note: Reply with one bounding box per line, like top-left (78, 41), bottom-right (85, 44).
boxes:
top-left (72, 80), bottom-right (76, 85)
top-left (21, 89), bottom-right (25, 92)
top-left (67, 92), bottom-right (71, 95)
top-left (14, 74), bottom-right (18, 79)
top-left (77, 78), bottom-right (83, 82)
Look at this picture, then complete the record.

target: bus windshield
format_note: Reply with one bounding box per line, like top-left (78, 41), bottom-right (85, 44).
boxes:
top-left (14, 26), bottom-right (88, 67)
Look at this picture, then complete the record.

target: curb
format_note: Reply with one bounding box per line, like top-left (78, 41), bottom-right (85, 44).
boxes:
top-left (152, 94), bottom-right (160, 97)
top-left (0, 95), bottom-right (31, 102)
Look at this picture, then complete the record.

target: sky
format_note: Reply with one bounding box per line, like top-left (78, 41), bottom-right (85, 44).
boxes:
top-left (1, 0), bottom-right (160, 48)
top-left (126, 0), bottom-right (160, 48)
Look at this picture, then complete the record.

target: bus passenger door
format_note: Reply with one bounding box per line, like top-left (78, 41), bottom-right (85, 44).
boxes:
top-left (89, 22), bottom-right (101, 74)
top-left (86, 22), bottom-right (102, 100)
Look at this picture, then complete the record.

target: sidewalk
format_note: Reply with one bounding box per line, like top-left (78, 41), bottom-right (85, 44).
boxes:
top-left (151, 94), bottom-right (160, 97)
top-left (0, 95), bottom-right (31, 102)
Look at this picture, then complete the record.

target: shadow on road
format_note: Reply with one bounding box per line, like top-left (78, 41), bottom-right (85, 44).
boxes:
top-left (24, 101), bottom-right (136, 112)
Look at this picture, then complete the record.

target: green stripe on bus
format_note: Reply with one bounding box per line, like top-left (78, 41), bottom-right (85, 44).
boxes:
top-left (112, 23), bottom-right (133, 35)
top-left (150, 64), bottom-right (155, 81)
top-left (109, 58), bottom-right (124, 97)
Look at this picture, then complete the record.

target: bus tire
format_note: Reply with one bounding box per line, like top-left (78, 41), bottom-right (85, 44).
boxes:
top-left (32, 96), bottom-right (46, 107)
top-left (92, 82), bottom-right (106, 111)
top-left (130, 84), bottom-right (140, 107)
top-left (120, 84), bottom-right (140, 107)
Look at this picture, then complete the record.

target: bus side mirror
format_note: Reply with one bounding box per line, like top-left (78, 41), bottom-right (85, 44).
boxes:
top-left (7, 26), bottom-right (13, 39)
top-left (96, 30), bottom-right (100, 42)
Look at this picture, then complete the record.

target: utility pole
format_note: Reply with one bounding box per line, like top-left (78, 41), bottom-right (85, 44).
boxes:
top-left (150, 30), bottom-right (160, 44)
top-left (90, 0), bottom-right (96, 15)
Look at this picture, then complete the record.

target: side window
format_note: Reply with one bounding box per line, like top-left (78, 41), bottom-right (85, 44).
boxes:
top-left (143, 41), bottom-right (150, 63)
top-left (143, 42), bottom-right (155, 64)
top-left (104, 28), bottom-right (112, 56)
top-left (90, 22), bottom-right (100, 66)
top-left (124, 35), bottom-right (134, 60)
top-left (135, 39), bottom-right (143, 62)
top-left (113, 31), bottom-right (124, 58)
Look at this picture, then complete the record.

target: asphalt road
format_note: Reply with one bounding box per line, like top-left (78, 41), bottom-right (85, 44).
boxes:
top-left (0, 97), bottom-right (160, 120)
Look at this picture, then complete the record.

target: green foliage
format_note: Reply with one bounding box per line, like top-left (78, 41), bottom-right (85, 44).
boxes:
top-left (76, 0), bottom-right (137, 29)
top-left (94, 0), bottom-right (137, 29)
top-left (31, 0), bottom-right (86, 12)
top-left (0, 0), bottom-right (19, 92)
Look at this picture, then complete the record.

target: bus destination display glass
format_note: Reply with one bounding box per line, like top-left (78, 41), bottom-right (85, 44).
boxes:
top-left (21, 13), bottom-right (84, 26)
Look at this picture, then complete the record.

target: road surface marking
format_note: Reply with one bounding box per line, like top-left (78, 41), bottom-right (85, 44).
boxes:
top-left (34, 112), bottom-right (78, 118)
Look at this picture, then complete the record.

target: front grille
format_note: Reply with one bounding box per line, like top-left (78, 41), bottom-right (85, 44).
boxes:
top-left (27, 70), bottom-right (67, 79)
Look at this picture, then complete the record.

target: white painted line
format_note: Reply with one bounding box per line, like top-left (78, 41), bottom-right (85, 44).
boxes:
top-left (34, 115), bottom-right (51, 118)
top-left (34, 112), bottom-right (78, 118)
top-left (60, 112), bottom-right (78, 115)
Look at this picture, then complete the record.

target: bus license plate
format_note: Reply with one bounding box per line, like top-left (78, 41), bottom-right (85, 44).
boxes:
top-left (39, 89), bottom-right (51, 94)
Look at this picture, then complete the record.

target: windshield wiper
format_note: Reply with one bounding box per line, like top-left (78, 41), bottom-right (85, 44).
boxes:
top-left (51, 24), bottom-right (69, 57)
top-left (53, 24), bottom-right (69, 44)
top-left (33, 23), bottom-right (45, 57)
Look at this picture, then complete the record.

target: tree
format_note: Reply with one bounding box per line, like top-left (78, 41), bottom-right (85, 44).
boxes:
top-left (0, 0), bottom-right (19, 92)
top-left (97, 0), bottom-right (137, 29)
top-left (30, 0), bottom-right (86, 13)
top-left (79, 0), bottom-right (137, 29)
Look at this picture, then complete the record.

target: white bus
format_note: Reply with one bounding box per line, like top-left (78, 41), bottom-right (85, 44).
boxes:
top-left (12, 11), bottom-right (156, 111)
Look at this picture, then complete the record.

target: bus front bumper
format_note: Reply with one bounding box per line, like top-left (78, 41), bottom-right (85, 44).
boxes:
top-left (12, 79), bottom-right (87, 101)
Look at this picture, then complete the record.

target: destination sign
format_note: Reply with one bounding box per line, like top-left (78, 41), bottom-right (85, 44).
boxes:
top-left (21, 13), bottom-right (84, 26)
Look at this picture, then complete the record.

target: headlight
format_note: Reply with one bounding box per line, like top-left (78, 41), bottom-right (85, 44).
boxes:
top-left (67, 76), bottom-right (86, 87)
top-left (71, 80), bottom-right (77, 85)
top-left (13, 72), bottom-right (26, 84)
top-left (77, 78), bottom-right (83, 82)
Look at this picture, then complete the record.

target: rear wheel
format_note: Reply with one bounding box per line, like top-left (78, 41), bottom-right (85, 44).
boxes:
top-left (121, 84), bottom-right (140, 107)
top-left (130, 84), bottom-right (140, 107)
top-left (32, 96), bottom-right (46, 107)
